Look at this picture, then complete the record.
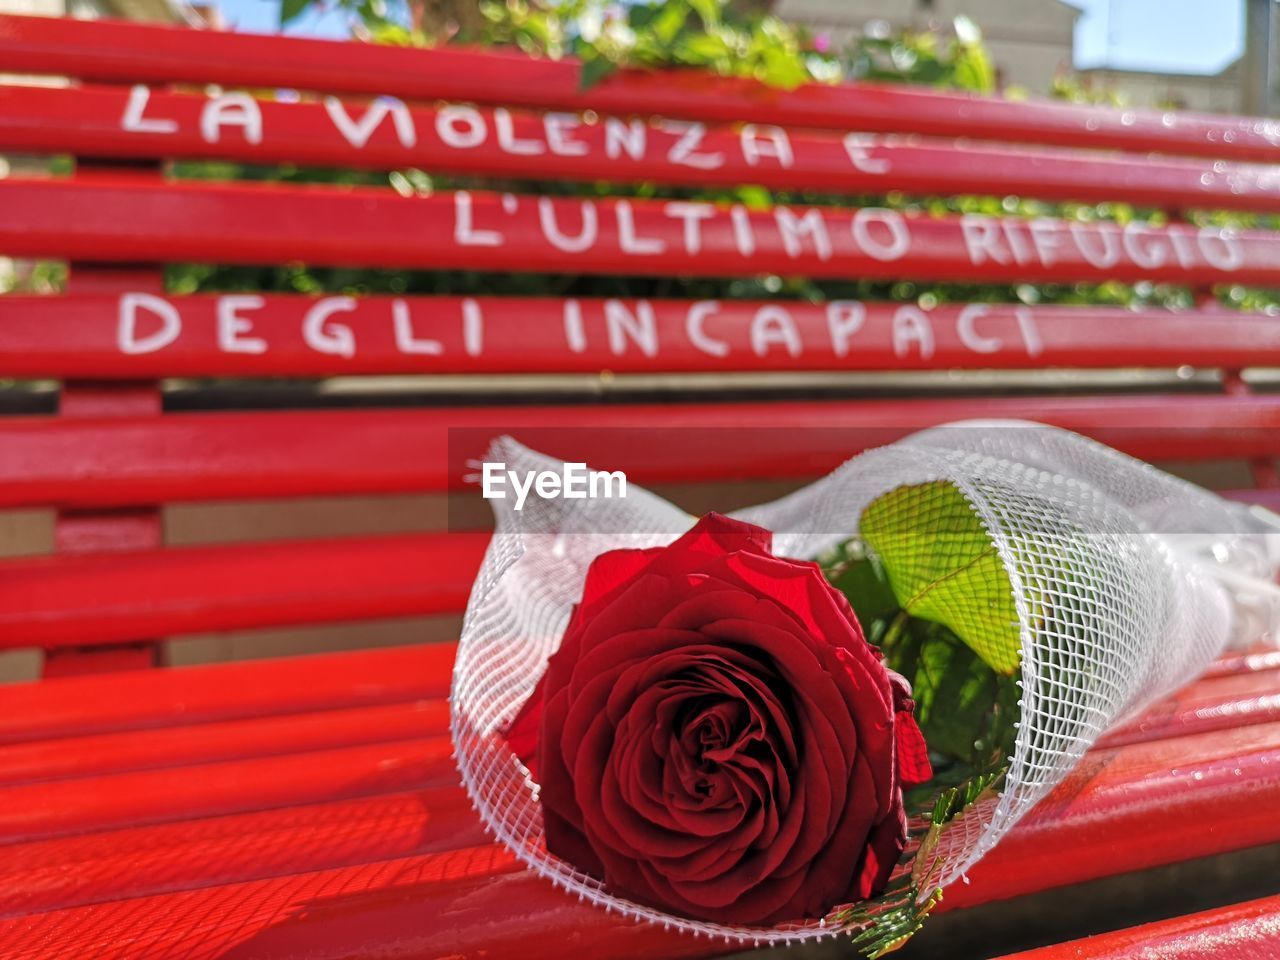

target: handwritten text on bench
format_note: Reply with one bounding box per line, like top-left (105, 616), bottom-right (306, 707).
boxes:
top-left (117, 294), bottom-right (1044, 363)
top-left (118, 86), bottom-right (1248, 278)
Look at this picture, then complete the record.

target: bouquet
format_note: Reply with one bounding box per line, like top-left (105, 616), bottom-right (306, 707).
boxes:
top-left (450, 420), bottom-right (1280, 954)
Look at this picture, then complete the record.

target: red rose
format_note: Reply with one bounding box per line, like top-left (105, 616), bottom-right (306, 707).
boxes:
top-left (506, 513), bottom-right (931, 926)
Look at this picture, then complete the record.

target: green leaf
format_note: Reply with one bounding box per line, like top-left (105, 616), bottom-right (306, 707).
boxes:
top-left (650, 1), bottom-right (690, 44)
top-left (687, 0), bottom-right (720, 28)
top-left (578, 55), bottom-right (618, 91)
top-left (860, 481), bottom-right (1021, 675)
top-left (821, 545), bottom-right (898, 640)
top-left (279, 0), bottom-right (311, 25)
top-left (888, 620), bottom-right (1018, 768)
top-left (628, 3), bottom-right (658, 29)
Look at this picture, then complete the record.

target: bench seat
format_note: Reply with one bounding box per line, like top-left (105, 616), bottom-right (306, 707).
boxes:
top-left (996, 893), bottom-right (1280, 960)
top-left (3, 11), bottom-right (1280, 957)
top-left (1, 641), bottom-right (1278, 960)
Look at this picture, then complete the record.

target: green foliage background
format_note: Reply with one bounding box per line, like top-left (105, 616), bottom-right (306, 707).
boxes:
top-left (138, 0), bottom-right (1272, 318)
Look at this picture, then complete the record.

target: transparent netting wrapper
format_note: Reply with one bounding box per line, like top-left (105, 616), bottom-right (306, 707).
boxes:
top-left (450, 420), bottom-right (1280, 945)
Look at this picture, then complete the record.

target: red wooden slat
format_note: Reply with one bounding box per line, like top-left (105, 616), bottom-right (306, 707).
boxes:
top-left (5, 83), bottom-right (1280, 214)
top-left (5, 294), bottom-right (1280, 378)
top-left (0, 533), bottom-right (488, 650)
top-left (1203, 648), bottom-right (1280, 678)
top-left (1097, 668), bottom-right (1280, 748)
top-left (47, 163), bottom-right (168, 676)
top-left (0, 788), bottom-right (486, 919)
top-left (1, 179), bottom-right (1273, 285)
top-left (0, 13), bottom-right (1276, 162)
top-left (0, 720), bottom-right (1276, 960)
top-left (0, 646), bottom-right (1269, 919)
top-left (0, 643), bottom-right (455, 746)
top-left (0, 848), bottom-right (707, 960)
top-left (0, 735), bottom-right (456, 845)
top-left (1, 396), bottom-right (1279, 509)
top-left (942, 721), bottom-right (1280, 911)
top-left (0, 699), bottom-right (448, 786)
top-left (994, 894), bottom-right (1280, 960)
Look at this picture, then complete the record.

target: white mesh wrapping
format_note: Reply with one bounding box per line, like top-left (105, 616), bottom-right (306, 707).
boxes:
top-left (450, 420), bottom-right (1279, 945)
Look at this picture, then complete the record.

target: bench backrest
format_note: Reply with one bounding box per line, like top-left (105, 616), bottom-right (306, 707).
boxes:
top-left (1, 13), bottom-right (1278, 676)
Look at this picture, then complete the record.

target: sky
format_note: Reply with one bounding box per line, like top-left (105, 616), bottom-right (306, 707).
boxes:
top-left (216, 0), bottom-right (1248, 77)
top-left (1069, 0), bottom-right (1244, 75)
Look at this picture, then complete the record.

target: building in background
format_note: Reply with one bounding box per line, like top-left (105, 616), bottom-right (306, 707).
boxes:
top-left (0, 0), bottom-right (220, 26)
top-left (1075, 61), bottom-right (1244, 112)
top-left (777, 0), bottom-right (1250, 109)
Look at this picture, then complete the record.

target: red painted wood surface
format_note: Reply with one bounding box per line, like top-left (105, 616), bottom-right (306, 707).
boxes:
top-left (0, 787), bottom-right (487, 919)
top-left (43, 161), bottom-right (168, 677)
top-left (0, 699), bottom-right (449, 786)
top-left (0, 644), bottom-right (1276, 959)
top-left (1097, 667), bottom-right (1280, 747)
top-left (942, 720), bottom-right (1280, 911)
top-left (4, 83), bottom-right (1280, 214)
top-left (0, 734), bottom-right (458, 844)
top-left (1, 13), bottom-right (1277, 163)
top-left (0, 643), bottom-right (454, 745)
top-left (0, 178), bottom-right (1272, 285)
top-left (0, 533), bottom-right (487, 649)
top-left (4, 293), bottom-right (1278, 377)
top-left (1204, 647), bottom-right (1280, 679)
top-left (995, 894), bottom-right (1280, 960)
top-left (0, 396), bottom-right (1278, 509)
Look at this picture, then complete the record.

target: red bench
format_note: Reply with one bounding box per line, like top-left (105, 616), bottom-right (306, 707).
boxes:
top-left (0, 13), bottom-right (1278, 959)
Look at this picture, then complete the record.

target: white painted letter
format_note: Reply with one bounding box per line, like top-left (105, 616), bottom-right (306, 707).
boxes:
top-left (1071, 223), bottom-right (1122, 269)
top-left (604, 117), bottom-right (647, 160)
top-left (454, 191), bottom-right (504, 247)
top-left (730, 205), bottom-right (756, 257)
top-left (826, 300), bottom-right (866, 358)
top-left (1122, 221), bottom-right (1169, 269)
top-left (661, 119), bottom-right (723, 170)
top-left (1028, 218), bottom-right (1064, 267)
top-left (201, 93), bottom-right (263, 145)
top-left (462, 298), bottom-right (484, 356)
top-left (852, 208), bottom-right (910, 261)
top-left (118, 292), bottom-right (181, 355)
top-left (750, 305), bottom-right (802, 358)
top-left (543, 113), bottom-right (588, 156)
top-left (686, 300), bottom-right (729, 357)
top-left (392, 299), bottom-right (443, 355)
top-left (1199, 226), bottom-right (1244, 271)
top-left (740, 124), bottom-right (794, 168)
top-left (563, 299), bottom-right (588, 353)
top-left (892, 305), bottom-right (934, 360)
top-left (325, 96), bottom-right (416, 149)
top-left (435, 105), bottom-right (487, 149)
top-left (217, 295), bottom-right (267, 354)
top-left (604, 299), bottom-right (658, 356)
top-left (960, 214), bottom-right (1009, 265)
top-left (539, 198), bottom-right (599, 253)
top-left (842, 133), bottom-right (890, 174)
top-left (1015, 306), bottom-right (1044, 358)
top-left (615, 201), bottom-right (666, 256)
top-left (122, 86), bottom-right (178, 135)
top-left (956, 304), bottom-right (1001, 354)
top-left (775, 207), bottom-right (833, 261)
top-left (303, 296), bottom-right (357, 358)
top-left (493, 107), bottom-right (545, 156)
top-left (664, 201), bottom-right (716, 256)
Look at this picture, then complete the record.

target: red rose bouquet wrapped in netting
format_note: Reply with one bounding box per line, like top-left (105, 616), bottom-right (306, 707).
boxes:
top-left (450, 420), bottom-right (1280, 955)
